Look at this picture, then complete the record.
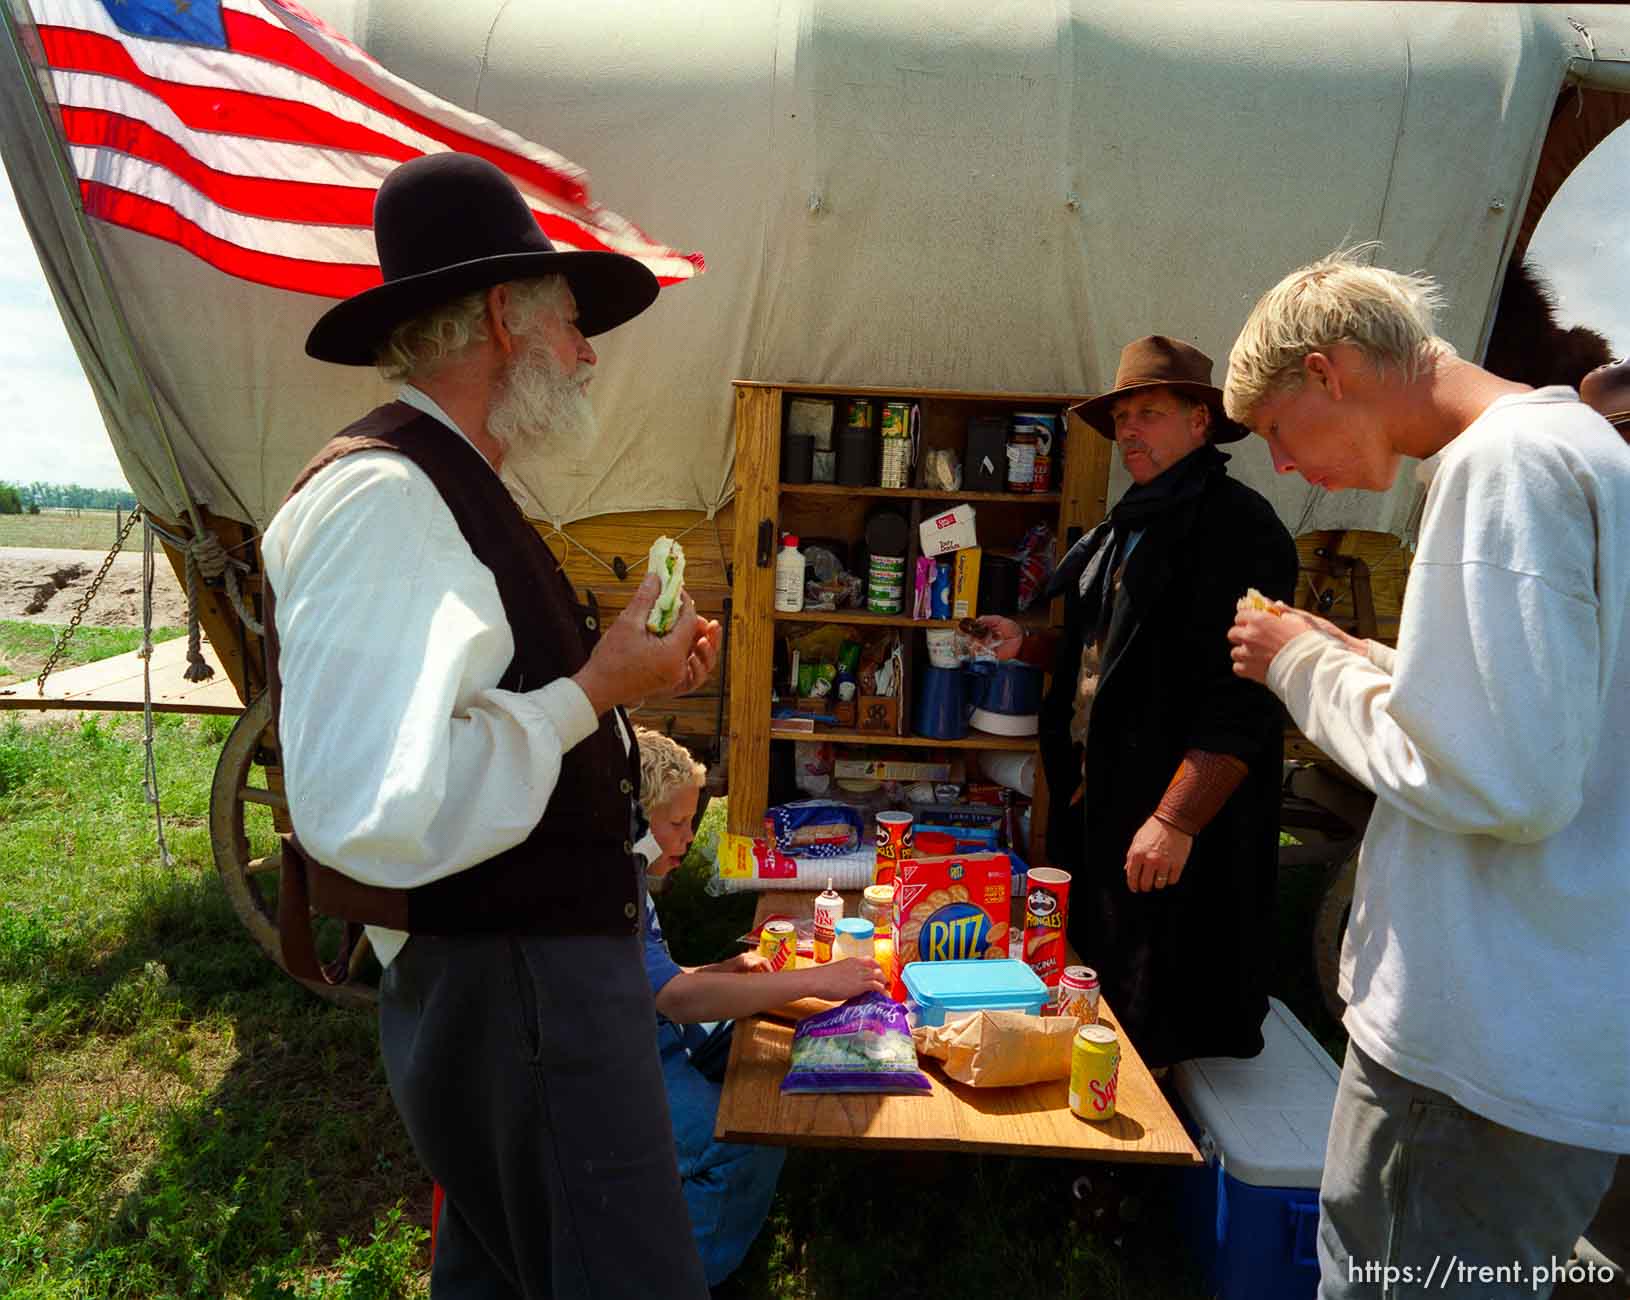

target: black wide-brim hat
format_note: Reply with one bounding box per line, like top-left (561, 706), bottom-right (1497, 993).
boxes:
top-left (1070, 335), bottom-right (1250, 444)
top-left (306, 152), bottom-right (660, 366)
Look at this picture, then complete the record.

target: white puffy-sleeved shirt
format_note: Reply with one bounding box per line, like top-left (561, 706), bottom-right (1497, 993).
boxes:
top-left (1267, 388), bottom-right (1630, 1153)
top-left (260, 387), bottom-right (611, 968)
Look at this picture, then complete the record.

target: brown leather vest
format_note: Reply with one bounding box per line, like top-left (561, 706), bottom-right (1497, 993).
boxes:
top-left (266, 402), bottom-right (643, 951)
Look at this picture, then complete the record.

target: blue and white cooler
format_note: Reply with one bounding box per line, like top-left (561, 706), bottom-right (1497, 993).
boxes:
top-left (1172, 998), bottom-right (1342, 1300)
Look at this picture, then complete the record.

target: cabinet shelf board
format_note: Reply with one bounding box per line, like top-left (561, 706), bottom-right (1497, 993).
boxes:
top-left (780, 484), bottom-right (1062, 504)
top-left (773, 610), bottom-right (1051, 629)
top-left (734, 379), bottom-right (1086, 405)
top-left (769, 727), bottom-right (1037, 751)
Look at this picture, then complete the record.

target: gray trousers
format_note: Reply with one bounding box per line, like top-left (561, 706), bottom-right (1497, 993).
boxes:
top-left (379, 932), bottom-right (709, 1299)
top-left (1318, 1040), bottom-right (1618, 1300)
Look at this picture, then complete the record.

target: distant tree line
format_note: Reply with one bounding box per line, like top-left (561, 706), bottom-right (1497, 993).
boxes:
top-left (0, 481), bottom-right (137, 513)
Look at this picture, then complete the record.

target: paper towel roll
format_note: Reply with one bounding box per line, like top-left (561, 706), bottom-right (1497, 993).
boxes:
top-left (979, 749), bottom-right (1036, 796)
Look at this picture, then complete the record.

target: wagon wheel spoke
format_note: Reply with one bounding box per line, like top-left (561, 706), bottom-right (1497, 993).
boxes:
top-left (246, 851), bottom-right (282, 877)
top-left (239, 785), bottom-right (287, 811)
top-left (348, 931), bottom-right (374, 979)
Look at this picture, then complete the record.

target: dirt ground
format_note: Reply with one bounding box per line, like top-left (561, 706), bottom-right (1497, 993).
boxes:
top-left (0, 546), bottom-right (191, 628)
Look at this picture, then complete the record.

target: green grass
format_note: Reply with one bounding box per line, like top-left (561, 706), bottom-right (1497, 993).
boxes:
top-left (0, 713), bottom-right (428, 1299)
top-left (0, 622), bottom-right (186, 686)
top-left (0, 512), bottom-right (129, 551)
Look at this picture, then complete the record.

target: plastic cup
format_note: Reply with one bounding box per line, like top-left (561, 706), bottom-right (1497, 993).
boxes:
top-left (924, 628), bottom-right (959, 668)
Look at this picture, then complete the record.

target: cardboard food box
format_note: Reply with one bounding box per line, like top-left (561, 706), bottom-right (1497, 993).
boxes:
top-left (919, 504), bottom-right (978, 556)
top-left (856, 695), bottom-right (900, 733)
top-left (952, 547), bottom-right (982, 619)
top-left (832, 756), bottom-right (958, 783)
top-left (891, 851), bottom-right (1011, 999)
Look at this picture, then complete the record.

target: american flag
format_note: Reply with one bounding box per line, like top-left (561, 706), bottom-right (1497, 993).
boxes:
top-left (18, 0), bottom-right (706, 299)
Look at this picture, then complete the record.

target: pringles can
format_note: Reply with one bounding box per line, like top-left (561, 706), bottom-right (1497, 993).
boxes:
top-left (1057, 965), bottom-right (1101, 1025)
top-left (874, 811), bottom-right (914, 886)
top-left (757, 919), bottom-right (797, 972)
top-left (1020, 867), bottom-right (1072, 997)
top-left (1068, 1023), bottom-right (1121, 1122)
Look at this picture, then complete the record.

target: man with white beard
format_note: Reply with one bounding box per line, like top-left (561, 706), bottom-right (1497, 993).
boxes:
top-left (261, 153), bottom-right (719, 1298)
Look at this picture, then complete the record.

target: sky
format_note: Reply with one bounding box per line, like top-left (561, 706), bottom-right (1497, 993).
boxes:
top-left (1, 127), bottom-right (1628, 494)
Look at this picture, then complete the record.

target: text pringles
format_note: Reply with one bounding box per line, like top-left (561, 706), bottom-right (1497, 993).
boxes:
top-left (1020, 867), bottom-right (1072, 1000)
top-left (890, 851), bottom-right (1011, 1000)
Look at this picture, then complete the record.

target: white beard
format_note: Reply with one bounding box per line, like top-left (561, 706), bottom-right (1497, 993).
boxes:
top-left (491, 334), bottom-right (602, 520)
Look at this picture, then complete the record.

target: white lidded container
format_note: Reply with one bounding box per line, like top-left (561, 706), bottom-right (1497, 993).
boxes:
top-left (1172, 998), bottom-right (1341, 1300)
top-left (774, 532), bottom-right (806, 612)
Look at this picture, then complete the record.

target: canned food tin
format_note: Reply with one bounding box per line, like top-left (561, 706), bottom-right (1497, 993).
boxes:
top-left (1057, 965), bottom-right (1101, 1024)
top-left (879, 402), bottom-right (913, 489)
top-left (844, 399), bottom-right (875, 430)
top-left (861, 884), bottom-right (895, 937)
top-left (1068, 1023), bottom-right (1120, 1122)
top-left (757, 919), bottom-right (797, 972)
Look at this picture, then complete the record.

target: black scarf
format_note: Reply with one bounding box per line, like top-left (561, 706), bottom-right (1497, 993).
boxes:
top-left (1046, 442), bottom-right (1227, 641)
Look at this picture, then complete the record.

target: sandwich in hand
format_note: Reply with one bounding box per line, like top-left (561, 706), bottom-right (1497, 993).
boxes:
top-left (1236, 587), bottom-right (1284, 616)
top-left (647, 535), bottom-right (687, 634)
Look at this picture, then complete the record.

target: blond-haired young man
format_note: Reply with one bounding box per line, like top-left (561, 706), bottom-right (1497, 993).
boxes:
top-left (1226, 251), bottom-right (1630, 1299)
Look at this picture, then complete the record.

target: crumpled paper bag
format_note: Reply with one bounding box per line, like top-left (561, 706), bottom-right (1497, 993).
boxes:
top-left (911, 1010), bottom-right (1078, 1087)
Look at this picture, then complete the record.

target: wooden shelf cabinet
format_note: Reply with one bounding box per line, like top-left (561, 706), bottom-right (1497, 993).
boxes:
top-left (726, 380), bottom-right (1113, 863)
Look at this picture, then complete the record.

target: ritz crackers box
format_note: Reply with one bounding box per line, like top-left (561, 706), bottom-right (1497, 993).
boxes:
top-left (890, 852), bottom-right (1012, 1000)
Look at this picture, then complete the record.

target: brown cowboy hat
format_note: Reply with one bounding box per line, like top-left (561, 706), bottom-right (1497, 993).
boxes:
top-left (1071, 334), bottom-right (1249, 444)
top-left (306, 152), bottom-right (659, 366)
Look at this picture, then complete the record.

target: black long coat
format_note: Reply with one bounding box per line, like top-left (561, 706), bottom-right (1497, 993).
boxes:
top-left (1039, 457), bottom-right (1297, 1068)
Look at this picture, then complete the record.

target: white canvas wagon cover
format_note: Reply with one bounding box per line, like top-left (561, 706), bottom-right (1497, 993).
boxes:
top-left (3, 0), bottom-right (1628, 536)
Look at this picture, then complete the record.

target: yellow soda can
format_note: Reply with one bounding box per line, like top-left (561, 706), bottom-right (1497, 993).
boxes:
top-left (757, 920), bottom-right (797, 973)
top-left (1068, 1023), bottom-right (1121, 1122)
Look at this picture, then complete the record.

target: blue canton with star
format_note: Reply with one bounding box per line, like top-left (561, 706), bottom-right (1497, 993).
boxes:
top-left (99, 0), bottom-right (227, 48)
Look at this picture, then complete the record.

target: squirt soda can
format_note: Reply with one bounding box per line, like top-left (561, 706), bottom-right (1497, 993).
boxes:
top-left (1068, 1023), bottom-right (1121, 1122)
top-left (813, 880), bottom-right (844, 964)
top-left (1020, 867), bottom-right (1071, 999)
top-left (873, 811), bottom-right (914, 886)
top-left (757, 920), bottom-right (797, 973)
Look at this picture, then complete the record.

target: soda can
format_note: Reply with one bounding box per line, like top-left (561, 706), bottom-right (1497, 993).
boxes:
top-left (1020, 867), bottom-right (1072, 995)
top-left (813, 884), bottom-right (844, 964)
top-left (1057, 965), bottom-right (1101, 1025)
top-left (1068, 1023), bottom-right (1121, 1122)
top-left (757, 919), bottom-right (797, 972)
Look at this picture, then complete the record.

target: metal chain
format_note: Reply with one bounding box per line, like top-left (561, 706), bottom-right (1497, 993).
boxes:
top-left (35, 506), bottom-right (143, 695)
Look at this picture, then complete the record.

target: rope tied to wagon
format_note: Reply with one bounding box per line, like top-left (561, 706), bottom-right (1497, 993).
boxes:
top-left (138, 521), bottom-right (264, 682)
top-left (141, 516), bottom-right (175, 869)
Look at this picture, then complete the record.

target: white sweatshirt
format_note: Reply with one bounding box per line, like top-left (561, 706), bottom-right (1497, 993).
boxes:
top-left (1268, 388), bottom-right (1630, 1153)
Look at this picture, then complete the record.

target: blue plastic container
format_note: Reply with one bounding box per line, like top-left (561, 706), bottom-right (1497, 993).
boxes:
top-left (900, 958), bottom-right (1048, 1027)
top-left (1172, 998), bottom-right (1340, 1300)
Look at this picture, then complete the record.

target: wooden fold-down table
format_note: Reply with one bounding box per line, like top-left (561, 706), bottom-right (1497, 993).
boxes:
top-left (715, 891), bottom-right (1202, 1166)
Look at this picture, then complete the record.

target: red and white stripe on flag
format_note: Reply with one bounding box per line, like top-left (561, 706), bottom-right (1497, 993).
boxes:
top-left (23, 0), bottom-right (705, 298)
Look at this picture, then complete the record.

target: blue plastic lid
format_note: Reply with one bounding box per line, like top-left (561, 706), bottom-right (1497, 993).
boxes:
top-left (901, 959), bottom-right (1046, 1009)
top-left (835, 917), bottom-right (874, 939)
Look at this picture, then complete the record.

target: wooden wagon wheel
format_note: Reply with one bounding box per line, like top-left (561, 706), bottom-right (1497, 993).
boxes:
top-left (1312, 846), bottom-right (1358, 1023)
top-left (210, 691), bottom-right (376, 1009)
